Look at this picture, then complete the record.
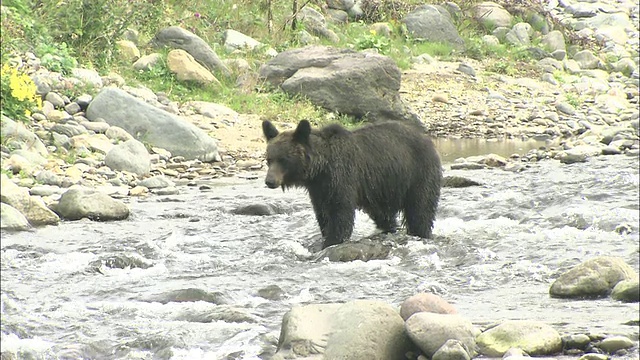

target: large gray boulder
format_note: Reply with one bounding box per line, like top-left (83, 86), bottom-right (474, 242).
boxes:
top-left (401, 5), bottom-right (464, 49)
top-left (272, 300), bottom-right (412, 360)
top-left (1, 203), bottom-right (31, 231)
top-left (53, 188), bottom-right (129, 221)
top-left (104, 139), bottom-right (151, 176)
top-left (86, 87), bottom-right (218, 162)
top-left (259, 45), bottom-right (419, 123)
top-left (150, 26), bottom-right (230, 77)
top-left (476, 320), bottom-right (562, 357)
top-left (549, 256), bottom-right (637, 298)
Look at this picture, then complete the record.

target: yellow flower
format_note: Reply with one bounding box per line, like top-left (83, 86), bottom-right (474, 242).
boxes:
top-left (1, 63), bottom-right (42, 121)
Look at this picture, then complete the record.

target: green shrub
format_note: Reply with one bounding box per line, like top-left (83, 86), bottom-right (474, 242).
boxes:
top-left (36, 42), bottom-right (78, 74)
top-left (355, 30), bottom-right (391, 54)
top-left (34, 0), bottom-right (166, 69)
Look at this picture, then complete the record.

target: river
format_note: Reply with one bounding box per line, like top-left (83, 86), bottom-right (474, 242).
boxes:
top-left (1, 143), bottom-right (639, 359)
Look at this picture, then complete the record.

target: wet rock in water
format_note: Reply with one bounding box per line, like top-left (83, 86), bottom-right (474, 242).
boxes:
top-left (145, 288), bottom-right (228, 305)
top-left (176, 305), bottom-right (258, 323)
top-left (549, 256), bottom-right (637, 298)
top-left (610, 279), bottom-right (640, 302)
top-left (53, 188), bottom-right (130, 221)
top-left (153, 187), bottom-right (180, 196)
top-left (138, 175), bottom-right (175, 189)
top-left (89, 255), bottom-right (152, 271)
top-left (563, 334), bottom-right (591, 350)
top-left (476, 320), bottom-right (562, 357)
top-left (0, 203), bottom-right (31, 231)
top-left (557, 150), bottom-right (589, 164)
top-left (578, 354), bottom-right (608, 360)
top-left (442, 176), bottom-right (481, 188)
top-left (596, 335), bottom-right (635, 354)
top-left (272, 300), bottom-right (412, 360)
top-left (314, 239), bottom-right (392, 262)
top-left (405, 313), bottom-right (478, 358)
top-left (450, 162), bottom-right (487, 170)
top-left (432, 339), bottom-right (471, 360)
top-left (231, 203), bottom-right (282, 216)
top-left (257, 285), bottom-right (286, 300)
top-left (400, 293), bottom-right (457, 320)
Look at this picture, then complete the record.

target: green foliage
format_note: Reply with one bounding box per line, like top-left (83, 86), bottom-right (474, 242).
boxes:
top-left (1, 0), bottom-right (47, 50)
top-left (486, 60), bottom-right (517, 76)
top-left (34, 0), bottom-right (165, 70)
top-left (565, 93), bottom-right (581, 108)
top-left (412, 41), bottom-right (455, 58)
top-left (36, 42), bottom-right (78, 75)
top-left (355, 30), bottom-right (391, 54)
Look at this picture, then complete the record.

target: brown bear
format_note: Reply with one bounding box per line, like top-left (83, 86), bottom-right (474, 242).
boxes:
top-left (262, 120), bottom-right (442, 249)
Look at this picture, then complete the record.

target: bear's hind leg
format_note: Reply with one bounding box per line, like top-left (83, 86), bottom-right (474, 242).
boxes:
top-left (404, 188), bottom-right (439, 239)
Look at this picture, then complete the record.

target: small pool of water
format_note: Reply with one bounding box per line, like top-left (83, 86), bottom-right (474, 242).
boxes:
top-left (433, 137), bottom-right (556, 163)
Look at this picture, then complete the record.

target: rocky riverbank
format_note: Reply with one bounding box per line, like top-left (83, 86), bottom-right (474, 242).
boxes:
top-left (273, 254), bottom-right (640, 360)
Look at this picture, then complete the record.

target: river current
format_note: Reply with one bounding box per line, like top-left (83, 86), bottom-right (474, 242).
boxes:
top-left (1, 149), bottom-right (639, 359)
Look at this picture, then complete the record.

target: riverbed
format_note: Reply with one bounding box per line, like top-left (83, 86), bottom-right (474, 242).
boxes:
top-left (1, 151), bottom-right (638, 359)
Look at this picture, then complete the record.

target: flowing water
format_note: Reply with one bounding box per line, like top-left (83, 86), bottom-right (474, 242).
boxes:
top-left (1, 142), bottom-right (639, 360)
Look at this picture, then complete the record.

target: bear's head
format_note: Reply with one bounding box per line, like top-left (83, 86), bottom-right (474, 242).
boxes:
top-left (262, 120), bottom-right (312, 190)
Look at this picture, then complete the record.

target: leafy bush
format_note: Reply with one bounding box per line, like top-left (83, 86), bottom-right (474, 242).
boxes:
top-left (34, 0), bottom-right (166, 69)
top-left (36, 42), bottom-right (78, 75)
top-left (0, 63), bottom-right (42, 122)
top-left (355, 30), bottom-right (391, 54)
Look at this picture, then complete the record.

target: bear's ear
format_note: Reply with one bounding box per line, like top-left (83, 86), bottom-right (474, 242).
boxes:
top-left (293, 120), bottom-right (311, 145)
top-left (262, 120), bottom-right (279, 141)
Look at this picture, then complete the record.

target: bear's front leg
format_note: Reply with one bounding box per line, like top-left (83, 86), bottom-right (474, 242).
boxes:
top-left (309, 189), bottom-right (356, 249)
top-left (321, 202), bottom-right (356, 249)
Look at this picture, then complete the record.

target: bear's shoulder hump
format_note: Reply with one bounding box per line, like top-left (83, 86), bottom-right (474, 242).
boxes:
top-left (319, 124), bottom-right (351, 138)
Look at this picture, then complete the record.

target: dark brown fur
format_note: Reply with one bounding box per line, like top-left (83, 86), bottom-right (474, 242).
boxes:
top-left (262, 120), bottom-right (442, 249)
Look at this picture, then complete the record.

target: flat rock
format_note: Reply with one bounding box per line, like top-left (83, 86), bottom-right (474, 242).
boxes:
top-left (476, 320), bottom-right (562, 357)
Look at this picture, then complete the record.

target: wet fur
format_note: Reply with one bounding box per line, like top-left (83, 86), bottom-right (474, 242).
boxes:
top-left (263, 120), bottom-right (442, 249)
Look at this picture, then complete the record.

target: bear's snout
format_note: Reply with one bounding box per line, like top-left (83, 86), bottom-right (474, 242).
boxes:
top-left (265, 177), bottom-right (279, 189)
